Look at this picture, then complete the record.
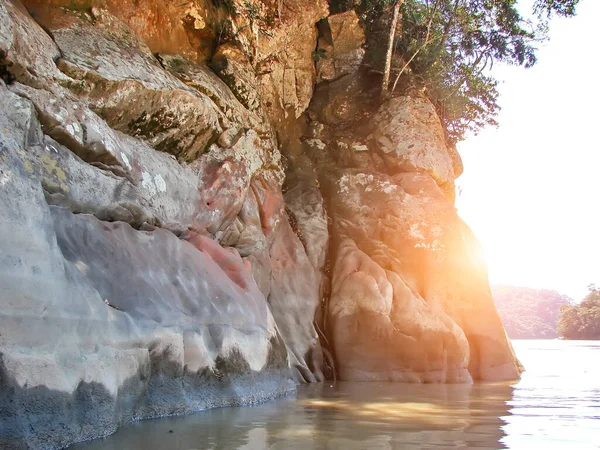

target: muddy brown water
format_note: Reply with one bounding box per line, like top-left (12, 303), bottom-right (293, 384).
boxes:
top-left (72, 340), bottom-right (600, 449)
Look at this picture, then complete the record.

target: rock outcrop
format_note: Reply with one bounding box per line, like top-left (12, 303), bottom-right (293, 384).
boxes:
top-left (0, 1), bottom-right (520, 448)
top-left (303, 70), bottom-right (521, 383)
top-left (317, 10), bottom-right (366, 82)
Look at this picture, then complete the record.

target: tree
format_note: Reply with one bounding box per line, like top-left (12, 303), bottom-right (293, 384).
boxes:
top-left (559, 286), bottom-right (600, 340)
top-left (492, 285), bottom-right (571, 339)
top-left (336, 0), bottom-right (581, 142)
top-left (534, 0), bottom-right (580, 17)
top-left (381, 1), bottom-right (403, 97)
top-left (393, 0), bottom-right (547, 143)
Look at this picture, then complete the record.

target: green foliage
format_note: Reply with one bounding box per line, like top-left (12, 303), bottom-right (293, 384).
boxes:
top-left (312, 48), bottom-right (329, 62)
top-left (559, 286), bottom-right (600, 340)
top-left (534, 0), bottom-right (580, 17)
top-left (394, 0), bottom-right (542, 142)
top-left (339, 0), bottom-right (579, 142)
top-left (492, 285), bottom-right (571, 339)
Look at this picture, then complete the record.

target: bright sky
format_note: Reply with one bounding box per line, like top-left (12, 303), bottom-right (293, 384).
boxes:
top-left (456, 0), bottom-right (600, 301)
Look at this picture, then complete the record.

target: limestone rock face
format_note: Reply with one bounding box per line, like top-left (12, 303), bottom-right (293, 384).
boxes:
top-left (22, 0), bottom-right (329, 131)
top-left (369, 97), bottom-right (455, 186)
top-left (304, 71), bottom-right (521, 383)
top-left (0, 83), bottom-right (293, 450)
top-left (250, 0), bottom-right (329, 124)
top-left (0, 0), bottom-right (66, 87)
top-left (35, 7), bottom-right (224, 162)
top-left (284, 162), bottom-right (329, 272)
top-left (0, 1), bottom-right (519, 448)
top-left (0, 2), bottom-right (326, 448)
top-left (24, 0), bottom-right (219, 62)
top-left (268, 215), bottom-right (325, 383)
top-left (211, 43), bottom-right (262, 112)
top-left (317, 10), bottom-right (366, 82)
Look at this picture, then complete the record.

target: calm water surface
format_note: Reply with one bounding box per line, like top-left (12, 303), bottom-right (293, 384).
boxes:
top-left (74, 340), bottom-right (600, 449)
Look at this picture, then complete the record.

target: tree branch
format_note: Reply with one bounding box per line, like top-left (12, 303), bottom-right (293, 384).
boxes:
top-left (381, 0), bottom-right (404, 97)
top-left (391, 0), bottom-right (440, 94)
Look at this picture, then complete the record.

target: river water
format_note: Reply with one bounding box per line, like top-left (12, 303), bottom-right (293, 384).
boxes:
top-left (73, 340), bottom-right (600, 449)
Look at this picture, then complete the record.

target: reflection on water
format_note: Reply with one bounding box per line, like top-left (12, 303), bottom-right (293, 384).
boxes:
top-left (502, 340), bottom-right (600, 450)
top-left (73, 341), bottom-right (600, 449)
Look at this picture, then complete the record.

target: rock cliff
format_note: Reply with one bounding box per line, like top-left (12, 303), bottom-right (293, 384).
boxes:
top-left (0, 1), bottom-right (521, 448)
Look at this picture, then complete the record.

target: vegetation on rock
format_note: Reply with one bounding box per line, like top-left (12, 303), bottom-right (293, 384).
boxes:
top-left (332, 0), bottom-right (580, 143)
top-left (559, 286), bottom-right (600, 340)
top-left (492, 285), bottom-right (571, 339)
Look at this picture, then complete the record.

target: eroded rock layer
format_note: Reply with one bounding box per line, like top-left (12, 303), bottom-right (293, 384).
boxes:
top-left (0, 1), bottom-right (519, 448)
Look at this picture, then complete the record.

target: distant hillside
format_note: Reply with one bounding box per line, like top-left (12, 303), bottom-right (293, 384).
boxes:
top-left (492, 285), bottom-right (572, 339)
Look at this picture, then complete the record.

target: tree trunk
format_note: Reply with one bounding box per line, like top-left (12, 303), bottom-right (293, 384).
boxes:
top-left (381, 0), bottom-right (403, 98)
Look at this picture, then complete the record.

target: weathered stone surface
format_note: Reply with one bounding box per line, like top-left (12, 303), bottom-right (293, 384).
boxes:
top-left (191, 131), bottom-right (285, 236)
top-left (27, 135), bottom-right (158, 227)
top-left (211, 43), bottom-right (262, 112)
top-left (7, 82), bottom-right (199, 232)
top-left (2, 2), bottom-right (323, 448)
top-left (23, 0), bottom-right (220, 62)
top-left (268, 216), bottom-right (325, 383)
top-left (368, 96), bottom-right (455, 186)
top-left (330, 238), bottom-right (471, 383)
top-left (22, 0), bottom-right (329, 133)
top-left (326, 170), bottom-right (520, 382)
top-left (2, 7), bottom-right (328, 414)
top-left (199, 169), bottom-right (327, 384)
top-left (317, 10), bottom-right (365, 82)
top-left (0, 0), bottom-right (66, 88)
top-left (159, 54), bottom-right (268, 135)
top-left (284, 158), bottom-right (329, 272)
top-left (26, 6), bottom-right (223, 161)
top-left (0, 83), bottom-right (294, 449)
top-left (8, 80), bottom-right (280, 236)
top-left (308, 73), bottom-right (456, 189)
top-left (302, 71), bottom-right (520, 383)
top-left (20, 0), bottom-right (328, 137)
top-left (220, 191), bottom-right (272, 298)
top-left (251, 0), bottom-right (329, 125)
top-left (309, 70), bottom-right (379, 126)
top-left (447, 141), bottom-right (464, 178)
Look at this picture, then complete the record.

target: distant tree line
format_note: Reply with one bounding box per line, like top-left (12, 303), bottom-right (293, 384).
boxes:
top-left (559, 286), bottom-right (600, 340)
top-left (492, 285), bottom-right (570, 339)
top-left (331, 0), bottom-right (581, 143)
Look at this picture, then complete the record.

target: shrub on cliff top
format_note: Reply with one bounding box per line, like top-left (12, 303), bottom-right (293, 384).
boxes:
top-left (333, 0), bottom-right (580, 143)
